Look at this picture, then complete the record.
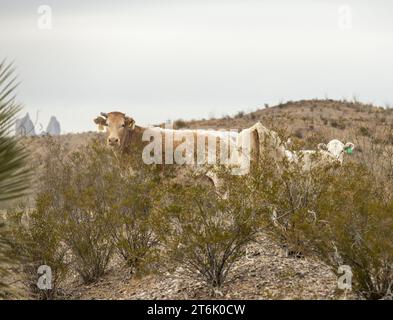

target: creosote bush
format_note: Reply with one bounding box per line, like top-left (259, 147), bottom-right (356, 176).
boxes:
top-left (106, 154), bottom-right (161, 275)
top-left (297, 163), bottom-right (393, 300)
top-left (8, 137), bottom-right (163, 294)
top-left (246, 136), bottom-right (393, 299)
top-left (238, 141), bottom-right (334, 256)
top-left (6, 204), bottom-right (69, 299)
top-left (153, 169), bottom-right (262, 290)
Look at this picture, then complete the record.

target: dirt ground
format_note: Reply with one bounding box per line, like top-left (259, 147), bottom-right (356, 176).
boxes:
top-left (61, 234), bottom-right (354, 300)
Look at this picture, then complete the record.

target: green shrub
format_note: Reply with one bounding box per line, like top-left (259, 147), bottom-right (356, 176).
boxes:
top-left (244, 149), bottom-right (334, 256)
top-left (54, 143), bottom-right (116, 284)
top-left (107, 157), bottom-right (160, 275)
top-left (153, 170), bottom-right (261, 289)
top-left (6, 203), bottom-right (69, 299)
top-left (298, 163), bottom-right (393, 299)
top-left (35, 138), bottom-right (162, 283)
top-left (0, 221), bottom-right (19, 298)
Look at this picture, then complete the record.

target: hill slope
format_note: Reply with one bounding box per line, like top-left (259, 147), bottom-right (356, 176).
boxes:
top-left (176, 99), bottom-right (390, 149)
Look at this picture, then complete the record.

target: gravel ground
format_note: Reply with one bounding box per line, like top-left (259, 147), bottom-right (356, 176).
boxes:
top-left (62, 234), bottom-right (355, 300)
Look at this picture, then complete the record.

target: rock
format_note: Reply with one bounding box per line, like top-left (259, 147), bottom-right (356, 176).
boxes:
top-left (15, 113), bottom-right (35, 136)
top-left (46, 116), bottom-right (61, 135)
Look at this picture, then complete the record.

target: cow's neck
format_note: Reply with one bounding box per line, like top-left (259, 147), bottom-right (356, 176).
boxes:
top-left (120, 125), bottom-right (145, 154)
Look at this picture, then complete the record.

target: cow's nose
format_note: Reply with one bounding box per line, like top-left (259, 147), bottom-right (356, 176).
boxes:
top-left (108, 137), bottom-right (119, 145)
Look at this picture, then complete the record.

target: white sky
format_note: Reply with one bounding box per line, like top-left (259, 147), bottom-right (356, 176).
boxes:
top-left (1, 0), bottom-right (393, 133)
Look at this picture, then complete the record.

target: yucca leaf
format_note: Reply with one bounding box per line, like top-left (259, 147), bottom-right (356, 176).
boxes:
top-left (0, 60), bottom-right (31, 297)
top-left (0, 61), bottom-right (31, 201)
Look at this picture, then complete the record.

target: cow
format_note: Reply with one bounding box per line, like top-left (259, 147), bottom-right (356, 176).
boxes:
top-left (94, 111), bottom-right (239, 165)
top-left (94, 111), bottom-right (248, 188)
top-left (94, 112), bottom-right (139, 152)
top-left (94, 112), bottom-right (296, 171)
top-left (282, 139), bottom-right (355, 172)
top-left (317, 139), bottom-right (355, 164)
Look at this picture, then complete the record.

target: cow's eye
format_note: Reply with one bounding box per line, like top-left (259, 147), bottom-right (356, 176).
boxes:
top-left (121, 124), bottom-right (125, 127)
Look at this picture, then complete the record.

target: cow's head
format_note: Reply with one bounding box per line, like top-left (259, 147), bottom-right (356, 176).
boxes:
top-left (318, 139), bottom-right (355, 163)
top-left (94, 112), bottom-right (135, 146)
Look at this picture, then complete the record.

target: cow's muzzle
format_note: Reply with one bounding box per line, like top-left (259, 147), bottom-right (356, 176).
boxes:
top-left (108, 137), bottom-right (120, 146)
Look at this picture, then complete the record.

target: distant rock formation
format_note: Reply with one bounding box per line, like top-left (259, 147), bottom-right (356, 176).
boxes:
top-left (15, 113), bottom-right (36, 136)
top-left (46, 116), bottom-right (61, 135)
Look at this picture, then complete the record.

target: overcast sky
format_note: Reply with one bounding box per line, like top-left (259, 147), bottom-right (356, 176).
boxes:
top-left (1, 0), bottom-right (393, 133)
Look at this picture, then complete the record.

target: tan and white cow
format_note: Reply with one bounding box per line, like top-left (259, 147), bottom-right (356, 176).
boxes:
top-left (93, 112), bottom-right (292, 183)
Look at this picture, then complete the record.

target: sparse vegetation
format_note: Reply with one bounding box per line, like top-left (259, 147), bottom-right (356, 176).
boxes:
top-left (3, 98), bottom-right (393, 300)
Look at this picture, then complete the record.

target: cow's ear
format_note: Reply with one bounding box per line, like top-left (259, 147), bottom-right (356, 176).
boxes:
top-left (317, 143), bottom-right (328, 151)
top-left (124, 116), bottom-right (136, 129)
top-left (94, 116), bottom-right (107, 131)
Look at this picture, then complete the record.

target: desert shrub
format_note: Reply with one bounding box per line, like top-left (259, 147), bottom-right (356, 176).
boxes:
top-left (6, 203), bottom-right (69, 299)
top-left (153, 170), bottom-right (262, 290)
top-left (330, 119), bottom-right (346, 130)
top-left (352, 123), bottom-right (393, 189)
top-left (298, 163), bottom-right (393, 299)
top-left (0, 221), bottom-right (19, 298)
top-left (37, 138), bottom-right (162, 283)
top-left (246, 149), bottom-right (335, 256)
top-left (51, 143), bottom-right (118, 284)
top-left (235, 111), bottom-right (245, 118)
top-left (358, 126), bottom-right (371, 137)
top-left (174, 119), bottom-right (187, 129)
top-left (246, 143), bottom-right (393, 299)
top-left (106, 155), bottom-right (161, 275)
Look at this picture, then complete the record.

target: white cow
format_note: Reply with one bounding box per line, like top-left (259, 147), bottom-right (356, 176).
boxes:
top-left (283, 139), bottom-right (355, 171)
top-left (317, 139), bottom-right (355, 164)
